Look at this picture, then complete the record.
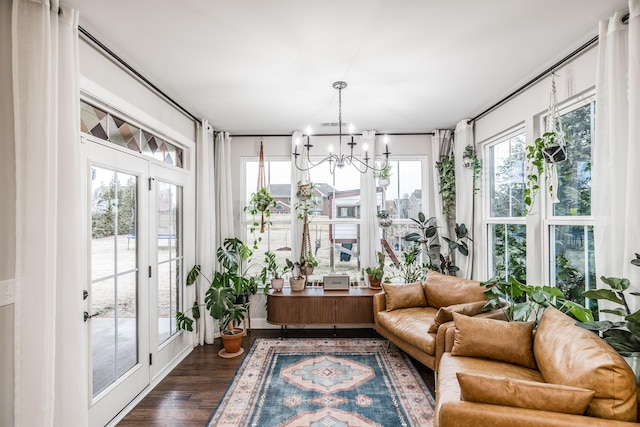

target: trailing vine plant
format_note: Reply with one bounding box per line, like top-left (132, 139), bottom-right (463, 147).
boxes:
top-left (524, 131), bottom-right (558, 214)
top-left (435, 154), bottom-right (456, 219)
top-left (462, 144), bottom-right (482, 194)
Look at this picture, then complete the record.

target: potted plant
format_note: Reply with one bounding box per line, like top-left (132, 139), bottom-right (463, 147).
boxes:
top-left (524, 131), bottom-right (564, 214)
top-left (299, 255), bottom-right (318, 276)
top-left (435, 154), bottom-right (456, 220)
top-left (261, 251), bottom-right (289, 292)
top-left (481, 276), bottom-right (593, 325)
top-left (396, 244), bottom-right (425, 283)
top-left (245, 186), bottom-right (276, 248)
top-left (175, 237), bottom-right (260, 356)
top-left (374, 163), bottom-right (392, 188)
top-left (579, 253), bottom-right (640, 379)
top-left (366, 252), bottom-right (385, 290)
top-left (286, 259), bottom-right (306, 291)
top-left (377, 209), bottom-right (392, 228)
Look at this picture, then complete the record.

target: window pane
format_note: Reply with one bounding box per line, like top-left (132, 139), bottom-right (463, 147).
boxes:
top-left (553, 103), bottom-right (593, 216)
top-left (385, 160), bottom-right (423, 219)
top-left (488, 223), bottom-right (526, 282)
top-left (489, 134), bottom-right (526, 217)
top-left (551, 225), bottom-right (595, 312)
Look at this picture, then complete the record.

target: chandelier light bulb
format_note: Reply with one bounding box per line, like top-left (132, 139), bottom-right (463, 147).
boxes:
top-left (328, 145), bottom-right (333, 154)
top-left (384, 134), bottom-right (389, 144)
top-left (349, 124), bottom-right (355, 134)
top-left (363, 143), bottom-right (368, 152)
top-left (306, 126), bottom-right (312, 136)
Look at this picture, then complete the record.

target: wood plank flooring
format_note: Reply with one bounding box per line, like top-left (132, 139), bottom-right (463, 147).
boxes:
top-left (117, 328), bottom-right (436, 426)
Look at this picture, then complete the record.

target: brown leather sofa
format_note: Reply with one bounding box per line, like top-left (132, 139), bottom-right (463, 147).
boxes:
top-left (435, 306), bottom-right (639, 427)
top-left (373, 270), bottom-right (503, 372)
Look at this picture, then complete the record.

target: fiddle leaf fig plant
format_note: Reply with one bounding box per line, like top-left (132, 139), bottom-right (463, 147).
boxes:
top-left (579, 254), bottom-right (640, 356)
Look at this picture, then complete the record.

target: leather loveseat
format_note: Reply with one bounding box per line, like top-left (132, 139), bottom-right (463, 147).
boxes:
top-left (435, 306), bottom-right (639, 426)
top-left (373, 270), bottom-right (503, 372)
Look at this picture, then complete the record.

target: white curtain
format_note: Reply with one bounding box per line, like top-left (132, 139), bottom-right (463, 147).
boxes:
top-left (215, 131), bottom-right (235, 244)
top-left (195, 120), bottom-right (215, 344)
top-left (360, 131), bottom-right (380, 270)
top-left (454, 120), bottom-right (475, 279)
top-left (594, 0), bottom-right (640, 309)
top-left (291, 131), bottom-right (306, 266)
top-left (431, 129), bottom-right (455, 258)
top-left (12, 1), bottom-right (87, 425)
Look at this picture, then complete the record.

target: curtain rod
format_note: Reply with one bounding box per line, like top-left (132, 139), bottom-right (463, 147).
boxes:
top-left (469, 12), bottom-right (630, 123)
top-left (78, 26), bottom-right (202, 125)
top-left (469, 35), bottom-right (598, 123)
top-left (229, 132), bottom-right (435, 138)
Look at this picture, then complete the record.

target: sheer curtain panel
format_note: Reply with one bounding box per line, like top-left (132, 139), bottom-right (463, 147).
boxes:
top-left (454, 120), bottom-right (475, 279)
top-left (360, 131), bottom-right (380, 270)
top-left (195, 120), bottom-right (215, 344)
top-left (12, 0), bottom-right (87, 425)
top-left (594, 0), bottom-right (640, 310)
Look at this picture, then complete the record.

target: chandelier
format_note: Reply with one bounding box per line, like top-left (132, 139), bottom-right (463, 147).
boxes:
top-left (293, 81), bottom-right (390, 174)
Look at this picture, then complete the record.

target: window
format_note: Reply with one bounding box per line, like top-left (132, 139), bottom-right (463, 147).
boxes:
top-left (244, 160), bottom-right (292, 271)
top-left (243, 157), bottom-right (426, 279)
top-left (548, 100), bottom-right (595, 311)
top-left (485, 131), bottom-right (527, 282)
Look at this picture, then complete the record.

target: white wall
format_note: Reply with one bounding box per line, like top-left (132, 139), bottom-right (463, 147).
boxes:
top-left (1, 0), bottom-right (15, 423)
top-left (472, 45), bottom-right (599, 282)
top-left (79, 38), bottom-right (197, 143)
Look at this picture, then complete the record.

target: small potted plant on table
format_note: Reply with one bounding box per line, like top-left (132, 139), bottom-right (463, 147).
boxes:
top-left (366, 252), bottom-right (385, 290)
top-left (261, 251), bottom-right (289, 292)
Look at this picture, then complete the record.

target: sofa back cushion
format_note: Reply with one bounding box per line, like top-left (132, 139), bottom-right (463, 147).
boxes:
top-left (534, 306), bottom-right (638, 421)
top-left (423, 271), bottom-right (486, 308)
top-left (382, 282), bottom-right (428, 311)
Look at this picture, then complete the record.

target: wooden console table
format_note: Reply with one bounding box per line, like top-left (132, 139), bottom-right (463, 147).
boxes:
top-left (266, 287), bottom-right (379, 338)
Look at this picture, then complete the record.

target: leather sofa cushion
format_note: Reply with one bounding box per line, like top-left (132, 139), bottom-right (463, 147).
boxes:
top-left (457, 372), bottom-right (595, 415)
top-left (376, 307), bottom-right (438, 355)
top-left (534, 306), bottom-right (638, 421)
top-left (382, 281), bottom-right (427, 311)
top-left (428, 301), bottom-right (487, 333)
top-left (424, 270), bottom-right (486, 308)
top-left (452, 312), bottom-right (537, 370)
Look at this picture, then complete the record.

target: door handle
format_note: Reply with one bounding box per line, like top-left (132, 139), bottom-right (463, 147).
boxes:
top-left (84, 311), bottom-right (99, 322)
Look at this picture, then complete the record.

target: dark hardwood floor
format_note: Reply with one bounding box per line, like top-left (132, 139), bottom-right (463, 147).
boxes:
top-left (117, 328), bottom-right (436, 426)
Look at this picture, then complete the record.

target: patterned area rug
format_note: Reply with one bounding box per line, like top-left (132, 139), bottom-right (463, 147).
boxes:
top-left (208, 338), bottom-right (434, 427)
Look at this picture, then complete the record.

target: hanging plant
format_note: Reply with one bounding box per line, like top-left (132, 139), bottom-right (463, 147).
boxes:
top-left (374, 163), bottom-right (392, 188)
top-left (377, 210), bottom-right (392, 228)
top-left (462, 145), bottom-right (482, 194)
top-left (436, 154), bottom-right (456, 220)
top-left (524, 75), bottom-right (567, 214)
top-left (243, 140), bottom-right (276, 248)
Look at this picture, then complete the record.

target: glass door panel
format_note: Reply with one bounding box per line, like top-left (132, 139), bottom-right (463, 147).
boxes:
top-left (156, 181), bottom-right (182, 344)
top-left (90, 167), bottom-right (139, 396)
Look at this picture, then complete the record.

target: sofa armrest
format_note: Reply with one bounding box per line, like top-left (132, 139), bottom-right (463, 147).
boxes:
top-left (372, 291), bottom-right (386, 313)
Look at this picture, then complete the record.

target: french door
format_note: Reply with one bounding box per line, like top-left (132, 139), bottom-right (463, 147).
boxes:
top-left (86, 141), bottom-right (190, 426)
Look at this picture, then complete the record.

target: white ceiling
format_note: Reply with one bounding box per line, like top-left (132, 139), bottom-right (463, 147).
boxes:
top-left (64, 0), bottom-right (627, 135)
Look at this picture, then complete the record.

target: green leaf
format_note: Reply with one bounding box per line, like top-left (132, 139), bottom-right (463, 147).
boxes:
top-left (582, 289), bottom-right (624, 306)
top-left (187, 265), bottom-right (201, 286)
top-left (600, 276), bottom-right (630, 291)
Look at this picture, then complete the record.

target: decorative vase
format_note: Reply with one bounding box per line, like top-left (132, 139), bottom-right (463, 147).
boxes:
top-left (220, 328), bottom-right (244, 355)
top-left (290, 277), bottom-right (306, 291)
top-left (271, 278), bottom-right (284, 292)
top-left (368, 274), bottom-right (382, 290)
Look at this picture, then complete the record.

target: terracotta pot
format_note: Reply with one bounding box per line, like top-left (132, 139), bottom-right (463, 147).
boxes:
top-left (368, 274), bottom-right (382, 290)
top-left (271, 278), bottom-right (284, 292)
top-left (290, 277), bottom-right (306, 291)
top-left (221, 328), bottom-right (244, 354)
